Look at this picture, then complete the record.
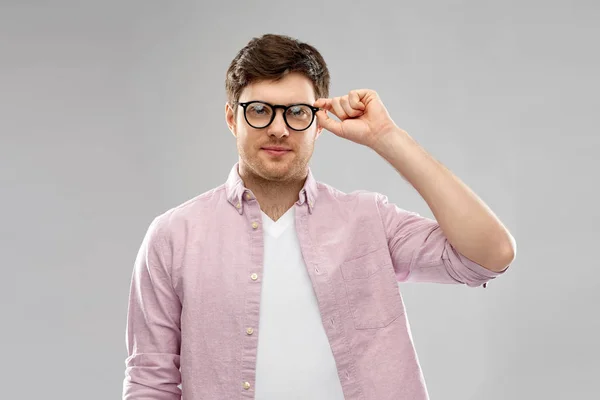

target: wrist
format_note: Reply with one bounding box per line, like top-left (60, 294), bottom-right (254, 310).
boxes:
top-left (371, 125), bottom-right (412, 154)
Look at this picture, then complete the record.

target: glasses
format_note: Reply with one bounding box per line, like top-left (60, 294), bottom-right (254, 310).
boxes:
top-left (236, 101), bottom-right (320, 131)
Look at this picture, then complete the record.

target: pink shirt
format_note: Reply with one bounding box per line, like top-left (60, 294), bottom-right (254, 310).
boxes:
top-left (123, 163), bottom-right (509, 399)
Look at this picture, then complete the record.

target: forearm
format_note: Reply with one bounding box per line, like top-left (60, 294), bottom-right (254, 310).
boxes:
top-left (124, 218), bottom-right (183, 399)
top-left (372, 127), bottom-right (516, 272)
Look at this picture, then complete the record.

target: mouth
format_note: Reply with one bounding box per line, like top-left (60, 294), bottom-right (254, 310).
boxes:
top-left (261, 147), bottom-right (292, 157)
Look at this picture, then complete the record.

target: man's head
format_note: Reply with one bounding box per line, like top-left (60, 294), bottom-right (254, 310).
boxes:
top-left (225, 34), bottom-right (330, 183)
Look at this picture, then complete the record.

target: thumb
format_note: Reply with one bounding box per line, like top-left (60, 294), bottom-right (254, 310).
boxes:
top-left (316, 109), bottom-right (343, 136)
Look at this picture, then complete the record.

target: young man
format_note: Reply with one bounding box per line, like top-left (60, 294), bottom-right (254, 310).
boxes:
top-left (123, 34), bottom-right (515, 400)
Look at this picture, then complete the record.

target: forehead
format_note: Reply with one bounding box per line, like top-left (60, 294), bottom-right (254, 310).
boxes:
top-left (239, 72), bottom-right (316, 105)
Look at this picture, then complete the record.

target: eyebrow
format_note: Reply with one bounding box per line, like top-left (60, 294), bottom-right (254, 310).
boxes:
top-left (244, 100), bottom-right (313, 106)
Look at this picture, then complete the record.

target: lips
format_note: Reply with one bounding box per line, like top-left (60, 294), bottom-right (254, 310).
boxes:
top-left (261, 146), bottom-right (291, 156)
top-left (262, 147), bottom-right (290, 156)
top-left (262, 146), bottom-right (291, 151)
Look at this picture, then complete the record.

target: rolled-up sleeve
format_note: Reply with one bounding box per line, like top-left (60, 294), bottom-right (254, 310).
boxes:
top-left (376, 193), bottom-right (509, 287)
top-left (123, 217), bottom-right (182, 399)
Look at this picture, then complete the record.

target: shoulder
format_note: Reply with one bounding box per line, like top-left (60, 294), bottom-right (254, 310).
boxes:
top-left (314, 180), bottom-right (423, 228)
top-left (147, 183), bottom-right (228, 241)
top-left (315, 180), bottom-right (389, 207)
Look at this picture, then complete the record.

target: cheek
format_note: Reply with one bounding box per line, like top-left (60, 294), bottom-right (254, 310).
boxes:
top-left (300, 132), bottom-right (317, 148)
top-left (237, 130), bottom-right (258, 150)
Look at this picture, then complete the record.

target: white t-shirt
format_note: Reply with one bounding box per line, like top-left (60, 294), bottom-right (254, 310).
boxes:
top-left (254, 206), bottom-right (346, 400)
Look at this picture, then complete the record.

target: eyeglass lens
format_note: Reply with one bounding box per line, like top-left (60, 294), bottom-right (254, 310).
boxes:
top-left (245, 102), bottom-right (313, 130)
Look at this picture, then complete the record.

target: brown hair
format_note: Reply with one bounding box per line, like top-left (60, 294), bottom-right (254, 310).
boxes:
top-left (225, 34), bottom-right (330, 116)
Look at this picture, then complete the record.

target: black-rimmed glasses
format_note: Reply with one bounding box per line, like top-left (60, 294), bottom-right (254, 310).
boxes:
top-left (236, 101), bottom-right (320, 131)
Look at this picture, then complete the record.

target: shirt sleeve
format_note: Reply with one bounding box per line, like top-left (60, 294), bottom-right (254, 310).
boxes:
top-left (123, 216), bottom-right (182, 399)
top-left (375, 193), bottom-right (510, 287)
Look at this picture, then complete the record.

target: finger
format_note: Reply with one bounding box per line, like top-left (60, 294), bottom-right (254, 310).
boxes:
top-left (314, 98), bottom-right (332, 110)
top-left (331, 97), bottom-right (348, 121)
top-left (316, 109), bottom-right (343, 136)
top-left (353, 88), bottom-right (373, 100)
top-left (348, 90), bottom-right (366, 111)
top-left (340, 95), bottom-right (362, 118)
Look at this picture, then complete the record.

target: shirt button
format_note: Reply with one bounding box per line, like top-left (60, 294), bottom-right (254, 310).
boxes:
top-left (251, 273), bottom-right (258, 281)
top-left (246, 327), bottom-right (254, 335)
top-left (235, 202), bottom-right (241, 209)
top-left (251, 221), bottom-right (259, 229)
top-left (245, 193), bottom-right (253, 200)
top-left (243, 381), bottom-right (251, 390)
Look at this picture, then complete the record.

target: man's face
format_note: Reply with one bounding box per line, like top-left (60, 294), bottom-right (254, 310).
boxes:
top-left (225, 72), bottom-right (323, 182)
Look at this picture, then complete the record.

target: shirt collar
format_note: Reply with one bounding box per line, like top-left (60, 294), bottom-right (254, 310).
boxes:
top-left (225, 162), bottom-right (318, 214)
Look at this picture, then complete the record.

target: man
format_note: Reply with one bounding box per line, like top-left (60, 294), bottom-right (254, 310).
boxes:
top-left (123, 33), bottom-right (515, 400)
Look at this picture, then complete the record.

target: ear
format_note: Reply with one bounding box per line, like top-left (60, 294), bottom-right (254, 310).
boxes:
top-left (315, 121), bottom-right (324, 140)
top-left (225, 102), bottom-right (237, 137)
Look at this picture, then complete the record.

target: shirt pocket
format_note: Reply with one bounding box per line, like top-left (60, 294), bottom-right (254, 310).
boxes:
top-left (339, 247), bottom-right (404, 330)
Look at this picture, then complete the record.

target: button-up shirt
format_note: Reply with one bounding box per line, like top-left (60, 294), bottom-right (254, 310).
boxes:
top-left (123, 162), bottom-right (509, 399)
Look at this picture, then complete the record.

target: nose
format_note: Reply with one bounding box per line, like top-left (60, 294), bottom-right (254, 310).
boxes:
top-left (266, 109), bottom-right (289, 138)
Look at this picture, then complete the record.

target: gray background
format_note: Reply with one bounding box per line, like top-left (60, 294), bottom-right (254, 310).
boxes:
top-left (2, 1), bottom-right (599, 399)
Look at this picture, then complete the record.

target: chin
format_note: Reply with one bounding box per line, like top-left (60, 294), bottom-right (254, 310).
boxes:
top-left (260, 164), bottom-right (291, 180)
top-left (242, 151), bottom-right (305, 181)
top-left (261, 160), bottom-right (302, 181)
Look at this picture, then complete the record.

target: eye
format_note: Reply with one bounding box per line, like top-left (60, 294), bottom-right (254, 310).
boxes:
top-left (288, 105), bottom-right (309, 117)
top-left (248, 104), bottom-right (271, 115)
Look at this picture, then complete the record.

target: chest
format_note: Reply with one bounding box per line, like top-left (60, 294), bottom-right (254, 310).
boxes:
top-left (171, 202), bottom-right (404, 331)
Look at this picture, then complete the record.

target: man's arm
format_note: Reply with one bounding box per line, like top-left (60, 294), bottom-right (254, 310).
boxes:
top-left (123, 217), bottom-right (182, 400)
top-left (371, 127), bottom-right (516, 273)
top-left (376, 192), bottom-right (508, 287)
top-left (314, 89), bottom-right (516, 274)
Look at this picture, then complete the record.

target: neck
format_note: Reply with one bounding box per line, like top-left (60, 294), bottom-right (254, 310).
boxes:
top-left (238, 162), bottom-right (306, 221)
